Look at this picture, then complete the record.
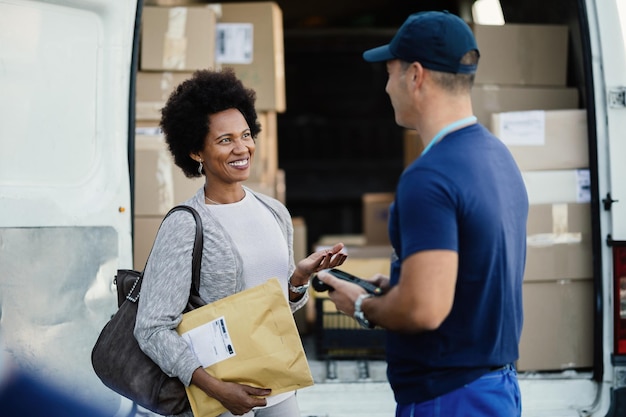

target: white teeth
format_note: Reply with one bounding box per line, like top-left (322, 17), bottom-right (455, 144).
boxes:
top-left (229, 159), bottom-right (248, 167)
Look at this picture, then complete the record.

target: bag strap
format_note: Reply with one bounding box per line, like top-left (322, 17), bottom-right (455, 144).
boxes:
top-left (163, 205), bottom-right (203, 301)
top-left (133, 205), bottom-right (204, 309)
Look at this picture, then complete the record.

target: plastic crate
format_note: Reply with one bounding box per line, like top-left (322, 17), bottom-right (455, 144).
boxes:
top-left (314, 297), bottom-right (386, 360)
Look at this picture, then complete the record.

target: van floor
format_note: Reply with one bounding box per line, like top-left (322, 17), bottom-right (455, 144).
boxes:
top-left (297, 333), bottom-right (396, 417)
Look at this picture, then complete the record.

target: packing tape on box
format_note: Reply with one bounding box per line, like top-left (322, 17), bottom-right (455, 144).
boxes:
top-left (154, 143), bottom-right (175, 213)
top-left (527, 203), bottom-right (582, 247)
top-left (159, 72), bottom-right (176, 99)
top-left (163, 7), bottom-right (188, 69)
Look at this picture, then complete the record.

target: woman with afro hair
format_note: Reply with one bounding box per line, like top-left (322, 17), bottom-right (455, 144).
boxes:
top-left (133, 68), bottom-right (347, 417)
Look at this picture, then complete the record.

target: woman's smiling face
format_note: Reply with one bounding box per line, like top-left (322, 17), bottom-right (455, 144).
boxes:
top-left (197, 108), bottom-right (255, 185)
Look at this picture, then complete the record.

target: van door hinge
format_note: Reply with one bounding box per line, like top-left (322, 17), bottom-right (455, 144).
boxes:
top-left (608, 87), bottom-right (626, 108)
top-left (603, 192), bottom-right (619, 210)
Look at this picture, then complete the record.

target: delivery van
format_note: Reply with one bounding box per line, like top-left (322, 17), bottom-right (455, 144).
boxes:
top-left (0, 0), bottom-right (625, 416)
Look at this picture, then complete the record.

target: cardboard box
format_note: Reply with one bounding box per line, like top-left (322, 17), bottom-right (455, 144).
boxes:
top-left (133, 215), bottom-right (163, 269)
top-left (291, 216), bottom-right (309, 333)
top-left (275, 168), bottom-right (286, 205)
top-left (316, 234), bottom-right (367, 247)
top-left (136, 71), bottom-right (194, 120)
top-left (471, 85), bottom-right (579, 130)
top-left (315, 236), bottom-right (393, 260)
top-left (525, 203), bottom-right (592, 282)
top-left (403, 129), bottom-right (425, 167)
top-left (292, 216), bottom-right (307, 263)
top-left (518, 279), bottom-right (593, 371)
top-left (135, 134), bottom-right (204, 216)
top-left (245, 181), bottom-right (276, 199)
top-left (492, 109), bottom-right (588, 171)
top-left (249, 111), bottom-right (278, 185)
top-left (141, 6), bottom-right (217, 71)
top-left (362, 193), bottom-right (394, 245)
top-left (312, 241), bottom-right (391, 280)
top-left (339, 256), bottom-right (391, 279)
top-left (473, 23), bottom-right (569, 87)
top-left (135, 135), bottom-right (176, 216)
top-left (218, 2), bottom-right (286, 112)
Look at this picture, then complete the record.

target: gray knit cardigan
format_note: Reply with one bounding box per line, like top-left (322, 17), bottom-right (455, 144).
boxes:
top-left (134, 186), bottom-right (308, 393)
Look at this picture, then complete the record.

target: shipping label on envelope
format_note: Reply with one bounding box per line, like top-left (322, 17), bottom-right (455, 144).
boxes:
top-left (180, 316), bottom-right (236, 367)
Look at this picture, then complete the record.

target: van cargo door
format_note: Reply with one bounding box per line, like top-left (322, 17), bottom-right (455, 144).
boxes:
top-left (0, 0), bottom-right (137, 412)
top-left (596, 2), bottom-right (626, 240)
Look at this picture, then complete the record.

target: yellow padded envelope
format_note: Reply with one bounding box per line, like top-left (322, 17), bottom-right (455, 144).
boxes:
top-left (177, 278), bottom-right (313, 417)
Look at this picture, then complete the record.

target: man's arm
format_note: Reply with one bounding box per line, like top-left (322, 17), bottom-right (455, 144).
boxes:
top-left (319, 249), bottom-right (458, 332)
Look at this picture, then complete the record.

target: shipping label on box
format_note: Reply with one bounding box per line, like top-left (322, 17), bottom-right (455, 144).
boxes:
top-left (492, 109), bottom-right (588, 171)
top-left (523, 169), bottom-right (591, 205)
top-left (218, 2), bottom-right (285, 112)
top-left (216, 23), bottom-right (254, 64)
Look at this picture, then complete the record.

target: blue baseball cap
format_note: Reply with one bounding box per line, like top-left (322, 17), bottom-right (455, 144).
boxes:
top-left (363, 10), bottom-right (479, 74)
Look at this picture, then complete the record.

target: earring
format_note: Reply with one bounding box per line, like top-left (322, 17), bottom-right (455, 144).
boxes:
top-left (198, 160), bottom-right (203, 175)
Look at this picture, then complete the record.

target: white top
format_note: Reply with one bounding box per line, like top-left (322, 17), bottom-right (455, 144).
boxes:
top-left (205, 190), bottom-right (294, 407)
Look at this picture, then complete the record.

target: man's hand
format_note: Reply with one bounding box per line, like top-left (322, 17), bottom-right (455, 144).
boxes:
top-left (316, 269), bottom-right (372, 316)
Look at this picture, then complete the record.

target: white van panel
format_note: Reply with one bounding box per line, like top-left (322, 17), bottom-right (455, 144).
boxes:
top-left (0, 0), bottom-right (134, 232)
top-left (595, 1), bottom-right (626, 240)
top-left (0, 0), bottom-right (136, 413)
top-left (0, 4), bottom-right (98, 187)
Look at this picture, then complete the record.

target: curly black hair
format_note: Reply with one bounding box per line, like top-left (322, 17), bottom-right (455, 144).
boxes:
top-left (159, 68), bottom-right (261, 178)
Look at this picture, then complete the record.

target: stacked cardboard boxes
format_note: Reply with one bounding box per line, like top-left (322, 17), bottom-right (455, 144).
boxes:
top-left (516, 169), bottom-right (593, 371)
top-left (133, 2), bottom-right (286, 269)
top-left (471, 23), bottom-right (579, 130)
top-left (475, 24), bottom-right (592, 369)
top-left (362, 192), bottom-right (395, 246)
top-left (471, 22), bottom-right (591, 371)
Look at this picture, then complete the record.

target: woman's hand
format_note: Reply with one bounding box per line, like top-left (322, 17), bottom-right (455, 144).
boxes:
top-left (295, 242), bottom-right (347, 282)
top-left (191, 368), bottom-right (271, 415)
top-left (213, 381), bottom-right (271, 415)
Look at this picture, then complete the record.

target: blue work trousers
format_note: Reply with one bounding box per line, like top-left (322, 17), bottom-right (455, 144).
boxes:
top-left (396, 364), bottom-right (521, 417)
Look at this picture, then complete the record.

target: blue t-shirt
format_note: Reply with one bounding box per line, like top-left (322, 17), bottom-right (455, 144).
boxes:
top-left (386, 123), bottom-right (528, 405)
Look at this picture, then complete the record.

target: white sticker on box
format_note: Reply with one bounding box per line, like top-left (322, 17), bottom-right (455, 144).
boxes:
top-left (576, 168), bottom-right (591, 203)
top-left (498, 110), bottom-right (545, 146)
top-left (215, 23), bottom-right (253, 64)
top-left (181, 316), bottom-right (236, 368)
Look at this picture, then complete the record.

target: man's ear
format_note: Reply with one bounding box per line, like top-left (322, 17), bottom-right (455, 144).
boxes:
top-left (406, 61), bottom-right (424, 92)
top-left (410, 62), bottom-right (425, 84)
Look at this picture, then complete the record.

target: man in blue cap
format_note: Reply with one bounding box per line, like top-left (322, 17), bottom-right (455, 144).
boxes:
top-left (318, 10), bottom-right (527, 416)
